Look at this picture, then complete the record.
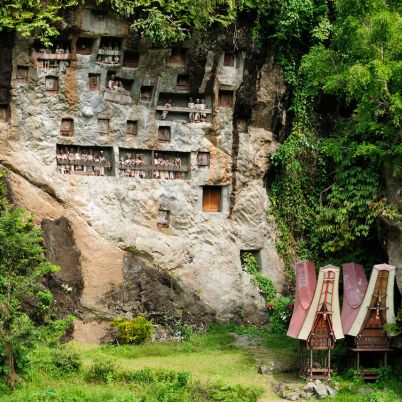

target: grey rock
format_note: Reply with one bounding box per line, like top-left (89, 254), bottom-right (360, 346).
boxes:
top-left (326, 385), bottom-right (336, 397)
top-left (314, 383), bottom-right (328, 399)
top-left (258, 365), bottom-right (268, 374)
top-left (283, 391), bottom-right (300, 401)
top-left (304, 382), bottom-right (315, 392)
top-left (357, 386), bottom-right (372, 394)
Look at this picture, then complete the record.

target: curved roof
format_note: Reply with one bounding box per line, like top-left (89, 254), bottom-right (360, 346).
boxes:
top-left (287, 260), bottom-right (317, 339)
top-left (341, 263), bottom-right (368, 334)
top-left (347, 263), bottom-right (396, 337)
top-left (298, 265), bottom-right (344, 341)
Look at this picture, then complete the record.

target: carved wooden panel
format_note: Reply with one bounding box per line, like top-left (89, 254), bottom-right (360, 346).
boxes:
top-left (45, 76), bottom-right (58, 95)
top-left (202, 186), bottom-right (222, 212)
top-left (158, 126), bottom-right (170, 142)
top-left (0, 106), bottom-right (8, 123)
top-left (60, 119), bottom-right (74, 137)
top-left (197, 152), bottom-right (210, 167)
top-left (88, 74), bottom-right (100, 91)
top-left (218, 90), bottom-right (234, 107)
top-left (126, 120), bottom-right (137, 136)
top-left (16, 66), bottom-right (28, 83)
top-left (97, 119), bottom-right (109, 134)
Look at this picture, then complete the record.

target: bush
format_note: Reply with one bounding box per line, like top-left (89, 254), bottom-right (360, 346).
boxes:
top-left (85, 357), bottom-right (118, 383)
top-left (111, 316), bottom-right (153, 345)
top-left (51, 347), bottom-right (81, 375)
top-left (267, 296), bottom-right (294, 335)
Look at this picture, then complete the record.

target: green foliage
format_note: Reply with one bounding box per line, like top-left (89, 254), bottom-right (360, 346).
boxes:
top-left (267, 0), bottom-right (402, 289)
top-left (0, 170), bottom-right (69, 388)
top-left (85, 357), bottom-right (119, 383)
top-left (98, 0), bottom-right (239, 45)
top-left (266, 296), bottom-right (293, 335)
top-left (360, 390), bottom-right (399, 402)
top-left (27, 345), bottom-right (81, 377)
top-left (111, 316), bottom-right (153, 345)
top-left (241, 252), bottom-right (276, 303)
top-left (0, 0), bottom-right (78, 45)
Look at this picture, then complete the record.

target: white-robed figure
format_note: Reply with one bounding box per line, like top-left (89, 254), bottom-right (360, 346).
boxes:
top-left (200, 99), bottom-right (207, 121)
top-left (194, 99), bottom-right (201, 122)
top-left (162, 99), bottom-right (172, 120)
top-left (188, 97), bottom-right (195, 122)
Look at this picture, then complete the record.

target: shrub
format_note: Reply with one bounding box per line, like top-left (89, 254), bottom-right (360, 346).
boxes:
top-left (111, 316), bottom-right (153, 345)
top-left (267, 296), bottom-right (294, 335)
top-left (85, 357), bottom-right (118, 383)
top-left (51, 347), bottom-right (81, 375)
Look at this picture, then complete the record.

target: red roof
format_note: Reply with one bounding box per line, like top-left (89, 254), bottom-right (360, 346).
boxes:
top-left (287, 260), bottom-right (317, 339)
top-left (341, 263), bottom-right (368, 334)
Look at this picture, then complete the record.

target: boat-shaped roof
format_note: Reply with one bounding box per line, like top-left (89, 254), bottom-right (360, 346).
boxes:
top-left (287, 260), bottom-right (317, 339)
top-left (297, 265), bottom-right (344, 341)
top-left (341, 263), bottom-right (368, 334)
top-left (347, 263), bottom-right (396, 337)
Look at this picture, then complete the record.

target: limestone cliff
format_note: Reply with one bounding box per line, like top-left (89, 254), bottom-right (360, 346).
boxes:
top-left (0, 7), bottom-right (289, 343)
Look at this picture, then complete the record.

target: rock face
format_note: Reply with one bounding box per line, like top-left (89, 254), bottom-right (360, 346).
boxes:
top-left (0, 7), bottom-right (287, 342)
top-left (383, 169), bottom-right (402, 293)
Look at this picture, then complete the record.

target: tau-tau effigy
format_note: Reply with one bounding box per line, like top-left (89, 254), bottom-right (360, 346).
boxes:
top-left (341, 263), bottom-right (396, 379)
top-left (288, 261), bottom-right (344, 380)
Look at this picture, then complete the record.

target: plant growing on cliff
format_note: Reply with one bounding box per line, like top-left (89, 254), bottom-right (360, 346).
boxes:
top-left (111, 316), bottom-right (153, 345)
top-left (241, 252), bottom-right (276, 303)
top-left (0, 170), bottom-right (71, 388)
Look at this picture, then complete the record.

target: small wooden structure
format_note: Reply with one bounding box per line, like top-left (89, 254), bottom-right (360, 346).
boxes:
top-left (342, 263), bottom-right (395, 379)
top-left (288, 261), bottom-right (344, 380)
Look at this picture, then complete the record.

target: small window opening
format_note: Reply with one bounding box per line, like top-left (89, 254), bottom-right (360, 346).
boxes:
top-left (16, 66), bottom-right (28, 83)
top-left (176, 74), bottom-right (189, 92)
top-left (158, 126), bottom-right (171, 142)
top-left (126, 120), bottom-right (138, 137)
top-left (88, 73), bottom-right (100, 91)
top-left (157, 209), bottom-right (170, 227)
top-left (223, 52), bottom-right (235, 67)
top-left (0, 105), bottom-right (8, 123)
top-left (169, 48), bottom-right (186, 66)
top-left (76, 38), bottom-right (94, 55)
top-left (140, 86), bottom-right (153, 102)
top-left (97, 119), bottom-right (109, 134)
top-left (45, 76), bottom-right (58, 95)
top-left (202, 186), bottom-right (222, 212)
top-left (123, 51), bottom-right (139, 68)
top-left (60, 118), bottom-right (74, 137)
top-left (218, 90), bottom-right (234, 107)
top-left (197, 152), bottom-right (210, 167)
top-left (236, 118), bottom-right (248, 133)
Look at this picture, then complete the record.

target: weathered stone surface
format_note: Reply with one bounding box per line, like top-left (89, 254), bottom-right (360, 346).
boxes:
top-left (1, 10), bottom-right (288, 341)
top-left (314, 382), bottom-right (329, 399)
top-left (383, 169), bottom-right (402, 294)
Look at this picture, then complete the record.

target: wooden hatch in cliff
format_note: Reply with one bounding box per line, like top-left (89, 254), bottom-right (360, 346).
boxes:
top-left (288, 262), bottom-right (343, 380)
top-left (342, 263), bottom-right (395, 379)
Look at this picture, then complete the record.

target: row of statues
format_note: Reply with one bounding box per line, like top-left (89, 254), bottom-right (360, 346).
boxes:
top-left (119, 153), bottom-right (184, 179)
top-left (56, 147), bottom-right (111, 176)
top-left (161, 98), bottom-right (208, 122)
top-left (97, 43), bottom-right (121, 64)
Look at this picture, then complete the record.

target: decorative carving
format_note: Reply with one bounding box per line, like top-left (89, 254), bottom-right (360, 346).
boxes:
top-left (45, 76), bottom-right (58, 95)
top-left (126, 120), bottom-right (138, 137)
top-left (218, 90), bottom-right (234, 107)
top-left (97, 119), bottom-right (109, 134)
top-left (197, 152), bottom-right (210, 167)
top-left (158, 126), bottom-right (170, 142)
top-left (88, 74), bottom-right (100, 91)
top-left (60, 118), bottom-right (74, 137)
top-left (16, 66), bottom-right (28, 83)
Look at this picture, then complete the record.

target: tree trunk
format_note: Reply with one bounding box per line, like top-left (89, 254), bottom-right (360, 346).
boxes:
top-left (5, 341), bottom-right (16, 390)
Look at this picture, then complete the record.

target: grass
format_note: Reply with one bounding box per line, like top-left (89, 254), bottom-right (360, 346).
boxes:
top-left (1, 325), bottom-right (402, 401)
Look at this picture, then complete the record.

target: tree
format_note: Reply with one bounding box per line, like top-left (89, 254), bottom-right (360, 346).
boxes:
top-left (0, 170), bottom-right (61, 388)
top-left (0, 0), bottom-right (78, 45)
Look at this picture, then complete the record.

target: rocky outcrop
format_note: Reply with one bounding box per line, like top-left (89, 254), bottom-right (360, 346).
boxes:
top-left (382, 168), bottom-right (402, 294)
top-left (0, 7), bottom-right (288, 342)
